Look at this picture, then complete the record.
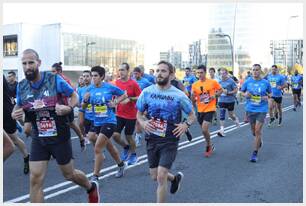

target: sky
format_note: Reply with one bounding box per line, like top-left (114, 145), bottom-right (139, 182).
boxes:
top-left (3, 2), bottom-right (303, 67)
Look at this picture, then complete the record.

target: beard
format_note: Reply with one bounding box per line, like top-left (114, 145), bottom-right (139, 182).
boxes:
top-left (25, 69), bottom-right (39, 81)
top-left (157, 76), bottom-right (170, 86)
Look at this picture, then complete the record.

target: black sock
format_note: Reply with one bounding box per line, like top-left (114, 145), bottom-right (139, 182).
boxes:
top-left (87, 182), bottom-right (96, 193)
top-left (118, 161), bottom-right (124, 167)
top-left (254, 150), bottom-right (258, 155)
top-left (24, 154), bottom-right (30, 162)
top-left (270, 117), bottom-right (275, 122)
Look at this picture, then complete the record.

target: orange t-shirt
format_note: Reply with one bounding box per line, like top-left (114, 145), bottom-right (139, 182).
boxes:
top-left (192, 79), bottom-right (221, 112)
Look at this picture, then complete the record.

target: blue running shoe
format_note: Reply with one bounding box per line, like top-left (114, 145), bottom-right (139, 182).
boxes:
top-left (250, 151), bottom-right (258, 162)
top-left (121, 147), bottom-right (130, 161)
top-left (127, 153), bottom-right (138, 165)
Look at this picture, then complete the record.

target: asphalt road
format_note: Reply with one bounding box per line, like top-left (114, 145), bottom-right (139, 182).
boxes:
top-left (3, 93), bottom-right (303, 203)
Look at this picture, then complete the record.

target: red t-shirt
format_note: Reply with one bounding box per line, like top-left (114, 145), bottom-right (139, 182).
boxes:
top-left (58, 73), bottom-right (74, 105)
top-left (115, 79), bottom-right (142, 119)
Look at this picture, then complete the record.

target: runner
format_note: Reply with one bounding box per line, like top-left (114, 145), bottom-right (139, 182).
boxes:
top-left (133, 66), bottom-right (153, 147)
top-left (183, 67), bottom-right (197, 98)
top-left (12, 49), bottom-right (100, 203)
top-left (112, 63), bottom-right (142, 165)
top-left (51, 62), bottom-right (86, 151)
top-left (241, 64), bottom-right (272, 162)
top-left (4, 75), bottom-right (30, 173)
top-left (291, 70), bottom-right (303, 111)
top-left (82, 66), bottom-right (128, 180)
top-left (191, 65), bottom-right (222, 157)
top-left (266, 65), bottom-right (286, 127)
top-left (136, 60), bottom-right (196, 203)
top-left (217, 68), bottom-right (240, 137)
top-left (209, 67), bottom-right (220, 125)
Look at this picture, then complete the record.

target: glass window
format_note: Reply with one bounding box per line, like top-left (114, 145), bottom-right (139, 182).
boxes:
top-left (3, 35), bottom-right (18, 57)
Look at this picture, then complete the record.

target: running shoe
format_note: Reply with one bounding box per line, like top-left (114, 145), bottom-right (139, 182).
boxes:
top-left (293, 107), bottom-right (297, 112)
top-left (204, 145), bottom-right (215, 157)
top-left (88, 181), bottom-right (100, 203)
top-left (268, 119), bottom-right (275, 127)
top-left (170, 172), bottom-right (184, 194)
top-left (24, 154), bottom-right (30, 174)
top-left (235, 118), bottom-right (240, 128)
top-left (115, 162), bottom-right (126, 178)
top-left (127, 153), bottom-right (138, 165)
top-left (278, 118), bottom-right (282, 127)
top-left (250, 151), bottom-right (258, 162)
top-left (217, 130), bottom-right (225, 137)
top-left (121, 146), bottom-right (130, 161)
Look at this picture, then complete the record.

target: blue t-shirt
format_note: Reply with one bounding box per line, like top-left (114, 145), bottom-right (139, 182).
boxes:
top-left (183, 75), bottom-right (197, 93)
top-left (218, 77), bottom-right (237, 103)
top-left (78, 84), bottom-right (94, 120)
top-left (86, 83), bottom-right (124, 126)
top-left (16, 73), bottom-right (73, 106)
top-left (136, 85), bottom-right (193, 140)
top-left (291, 74), bottom-right (303, 89)
top-left (135, 77), bottom-right (152, 90)
top-left (266, 74), bottom-right (285, 97)
top-left (241, 78), bottom-right (271, 113)
top-left (143, 73), bottom-right (156, 84)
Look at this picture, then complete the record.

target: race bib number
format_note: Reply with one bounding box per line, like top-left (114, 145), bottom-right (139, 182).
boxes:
top-left (293, 83), bottom-right (299, 89)
top-left (150, 119), bottom-right (167, 137)
top-left (95, 105), bottom-right (108, 117)
top-left (86, 104), bottom-right (92, 113)
top-left (36, 111), bottom-right (57, 137)
top-left (270, 81), bottom-right (277, 88)
top-left (250, 95), bottom-right (261, 105)
top-left (200, 93), bottom-right (210, 104)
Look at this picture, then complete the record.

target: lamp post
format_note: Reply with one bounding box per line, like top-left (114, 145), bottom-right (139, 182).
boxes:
top-left (215, 33), bottom-right (234, 73)
top-left (285, 15), bottom-right (299, 70)
top-left (85, 41), bottom-right (96, 66)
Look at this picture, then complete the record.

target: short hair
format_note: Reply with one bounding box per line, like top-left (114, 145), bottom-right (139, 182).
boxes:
top-left (272, 65), bottom-right (277, 69)
top-left (8, 71), bottom-right (16, 76)
top-left (253, 64), bottom-right (261, 69)
top-left (137, 65), bottom-right (145, 72)
top-left (91, 66), bottom-right (105, 78)
top-left (197, 65), bottom-right (207, 72)
top-left (185, 67), bottom-right (191, 71)
top-left (133, 67), bottom-right (142, 73)
top-left (23, 48), bottom-right (40, 60)
top-left (209, 67), bottom-right (215, 73)
top-left (157, 60), bottom-right (174, 74)
top-left (121, 63), bottom-right (130, 70)
top-left (83, 70), bottom-right (91, 75)
top-left (220, 68), bottom-right (228, 73)
top-left (52, 62), bottom-right (63, 73)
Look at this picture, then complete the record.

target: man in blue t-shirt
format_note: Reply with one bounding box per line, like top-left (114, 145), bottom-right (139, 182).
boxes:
top-left (136, 61), bottom-right (196, 203)
top-left (183, 67), bottom-right (197, 98)
top-left (217, 68), bottom-right (240, 137)
top-left (265, 65), bottom-right (287, 127)
top-left (82, 66), bottom-right (128, 181)
top-left (291, 70), bottom-right (303, 111)
top-left (241, 64), bottom-right (272, 163)
top-left (11, 49), bottom-right (100, 203)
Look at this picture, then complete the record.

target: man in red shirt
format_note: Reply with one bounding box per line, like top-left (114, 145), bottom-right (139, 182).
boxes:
top-left (51, 62), bottom-right (86, 151)
top-left (112, 63), bottom-right (142, 165)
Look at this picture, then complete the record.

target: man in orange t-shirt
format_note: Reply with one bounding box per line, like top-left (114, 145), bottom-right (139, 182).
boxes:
top-left (191, 65), bottom-right (222, 157)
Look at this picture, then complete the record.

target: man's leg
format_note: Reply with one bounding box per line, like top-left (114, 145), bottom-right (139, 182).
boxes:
top-left (3, 130), bottom-right (15, 161)
top-left (93, 134), bottom-right (108, 177)
top-left (29, 161), bottom-right (48, 202)
top-left (7, 131), bottom-right (29, 158)
top-left (156, 166), bottom-right (169, 203)
top-left (268, 98), bottom-right (275, 126)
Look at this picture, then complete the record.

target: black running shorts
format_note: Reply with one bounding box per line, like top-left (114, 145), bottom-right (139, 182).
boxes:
top-left (90, 123), bottom-right (116, 139)
top-left (146, 140), bottom-right (179, 169)
top-left (197, 111), bottom-right (215, 125)
top-left (115, 116), bottom-right (136, 135)
top-left (30, 138), bottom-right (73, 165)
top-left (271, 96), bottom-right (282, 104)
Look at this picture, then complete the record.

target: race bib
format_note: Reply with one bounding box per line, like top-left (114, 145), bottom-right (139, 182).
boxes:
top-left (94, 105), bottom-right (108, 117)
top-left (200, 93), bottom-right (210, 104)
top-left (250, 95), bottom-right (261, 105)
top-left (86, 104), bottom-right (92, 113)
top-left (36, 110), bottom-right (57, 137)
top-left (150, 119), bottom-right (167, 137)
top-left (184, 81), bottom-right (190, 87)
top-left (293, 83), bottom-right (299, 89)
top-left (270, 81), bottom-right (277, 88)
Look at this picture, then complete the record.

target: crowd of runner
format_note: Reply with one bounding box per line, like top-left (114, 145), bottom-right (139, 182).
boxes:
top-left (3, 48), bottom-right (303, 203)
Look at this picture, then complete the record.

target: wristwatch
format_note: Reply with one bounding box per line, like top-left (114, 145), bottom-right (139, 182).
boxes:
top-left (184, 120), bottom-right (192, 127)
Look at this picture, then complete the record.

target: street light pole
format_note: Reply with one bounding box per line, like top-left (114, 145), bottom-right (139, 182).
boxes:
top-left (216, 33), bottom-right (234, 73)
top-left (285, 15), bottom-right (299, 70)
top-left (85, 41), bottom-right (96, 66)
